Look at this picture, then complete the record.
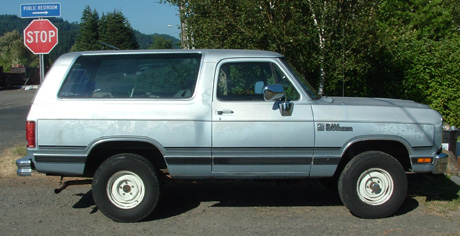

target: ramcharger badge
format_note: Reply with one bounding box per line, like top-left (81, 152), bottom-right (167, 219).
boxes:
top-left (317, 123), bottom-right (353, 132)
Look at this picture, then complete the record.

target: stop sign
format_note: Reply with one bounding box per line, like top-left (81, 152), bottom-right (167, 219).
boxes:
top-left (24, 19), bottom-right (58, 54)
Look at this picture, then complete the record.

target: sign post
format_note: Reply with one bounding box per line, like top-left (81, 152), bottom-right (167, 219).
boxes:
top-left (23, 19), bottom-right (58, 83)
top-left (21, 3), bottom-right (60, 83)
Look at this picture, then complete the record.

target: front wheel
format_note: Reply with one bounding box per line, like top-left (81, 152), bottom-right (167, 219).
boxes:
top-left (338, 151), bottom-right (407, 219)
top-left (92, 153), bottom-right (160, 222)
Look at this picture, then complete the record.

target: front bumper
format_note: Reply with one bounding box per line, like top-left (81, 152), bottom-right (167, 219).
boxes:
top-left (16, 155), bottom-right (33, 176)
top-left (432, 152), bottom-right (449, 174)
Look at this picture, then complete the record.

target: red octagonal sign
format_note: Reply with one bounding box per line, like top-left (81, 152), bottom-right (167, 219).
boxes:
top-left (24, 19), bottom-right (58, 54)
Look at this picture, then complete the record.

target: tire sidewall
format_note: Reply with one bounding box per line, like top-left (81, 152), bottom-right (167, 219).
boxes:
top-left (92, 154), bottom-right (160, 222)
top-left (338, 151), bottom-right (407, 218)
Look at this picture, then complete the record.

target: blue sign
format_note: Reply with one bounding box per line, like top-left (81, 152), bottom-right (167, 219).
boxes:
top-left (20, 3), bottom-right (61, 18)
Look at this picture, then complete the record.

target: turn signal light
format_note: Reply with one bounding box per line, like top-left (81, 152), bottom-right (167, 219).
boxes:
top-left (417, 158), bottom-right (432, 163)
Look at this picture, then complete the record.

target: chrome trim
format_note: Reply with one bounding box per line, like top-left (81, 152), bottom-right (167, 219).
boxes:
top-left (432, 153), bottom-right (448, 174)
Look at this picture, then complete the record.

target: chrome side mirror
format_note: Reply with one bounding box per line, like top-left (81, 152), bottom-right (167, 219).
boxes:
top-left (263, 84), bottom-right (294, 116)
top-left (263, 84), bottom-right (285, 101)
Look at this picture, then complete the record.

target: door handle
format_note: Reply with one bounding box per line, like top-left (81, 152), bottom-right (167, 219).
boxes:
top-left (217, 110), bottom-right (234, 115)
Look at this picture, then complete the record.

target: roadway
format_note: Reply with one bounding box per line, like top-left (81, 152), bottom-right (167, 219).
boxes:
top-left (0, 89), bottom-right (36, 153)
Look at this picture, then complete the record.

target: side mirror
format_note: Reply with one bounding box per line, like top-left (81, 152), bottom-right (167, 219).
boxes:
top-left (263, 84), bottom-right (294, 116)
top-left (263, 84), bottom-right (285, 101)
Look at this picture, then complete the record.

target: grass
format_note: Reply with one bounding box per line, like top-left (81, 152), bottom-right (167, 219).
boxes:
top-left (407, 174), bottom-right (460, 216)
top-left (11, 144), bottom-right (27, 156)
top-left (0, 144), bottom-right (26, 177)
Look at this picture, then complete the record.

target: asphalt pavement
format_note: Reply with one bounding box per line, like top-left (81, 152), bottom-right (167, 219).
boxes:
top-left (0, 89), bottom-right (36, 153)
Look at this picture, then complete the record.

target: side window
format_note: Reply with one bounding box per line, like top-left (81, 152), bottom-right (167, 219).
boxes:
top-left (59, 67), bottom-right (94, 98)
top-left (217, 62), bottom-right (299, 101)
top-left (58, 54), bottom-right (202, 99)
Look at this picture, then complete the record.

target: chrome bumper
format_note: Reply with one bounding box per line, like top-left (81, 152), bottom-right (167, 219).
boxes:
top-left (432, 152), bottom-right (449, 174)
top-left (16, 155), bottom-right (33, 176)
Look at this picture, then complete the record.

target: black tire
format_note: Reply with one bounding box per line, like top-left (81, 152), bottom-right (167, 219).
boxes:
top-left (92, 153), bottom-right (160, 222)
top-left (338, 151), bottom-right (407, 219)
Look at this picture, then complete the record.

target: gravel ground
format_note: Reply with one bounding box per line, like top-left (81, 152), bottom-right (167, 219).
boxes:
top-left (0, 175), bottom-right (459, 236)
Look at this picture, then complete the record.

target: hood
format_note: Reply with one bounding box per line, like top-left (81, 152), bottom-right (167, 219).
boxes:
top-left (312, 96), bottom-right (441, 125)
top-left (327, 97), bottom-right (430, 109)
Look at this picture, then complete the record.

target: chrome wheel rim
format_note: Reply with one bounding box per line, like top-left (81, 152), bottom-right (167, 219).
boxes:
top-left (107, 171), bottom-right (145, 209)
top-left (356, 168), bottom-right (394, 206)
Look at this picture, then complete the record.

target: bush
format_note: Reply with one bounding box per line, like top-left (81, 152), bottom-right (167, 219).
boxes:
top-left (399, 37), bottom-right (460, 127)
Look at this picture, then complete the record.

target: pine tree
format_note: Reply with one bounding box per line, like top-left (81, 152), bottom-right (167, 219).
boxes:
top-left (99, 10), bottom-right (139, 50)
top-left (71, 6), bottom-right (100, 51)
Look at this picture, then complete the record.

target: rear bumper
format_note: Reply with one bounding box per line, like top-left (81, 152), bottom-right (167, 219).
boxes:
top-left (432, 152), bottom-right (448, 174)
top-left (16, 155), bottom-right (33, 176)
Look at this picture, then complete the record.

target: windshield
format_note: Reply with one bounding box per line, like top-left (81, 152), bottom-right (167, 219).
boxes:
top-left (281, 58), bottom-right (321, 100)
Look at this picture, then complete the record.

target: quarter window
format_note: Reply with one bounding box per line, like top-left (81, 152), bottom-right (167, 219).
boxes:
top-left (59, 53), bottom-right (201, 99)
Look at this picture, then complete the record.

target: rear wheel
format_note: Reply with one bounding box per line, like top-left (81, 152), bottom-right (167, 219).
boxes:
top-left (338, 151), bottom-right (407, 219)
top-left (92, 153), bottom-right (160, 222)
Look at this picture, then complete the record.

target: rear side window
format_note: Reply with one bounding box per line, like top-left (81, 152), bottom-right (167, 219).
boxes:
top-left (59, 53), bottom-right (202, 99)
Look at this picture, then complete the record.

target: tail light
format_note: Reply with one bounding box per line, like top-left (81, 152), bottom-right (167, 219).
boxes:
top-left (26, 121), bottom-right (36, 148)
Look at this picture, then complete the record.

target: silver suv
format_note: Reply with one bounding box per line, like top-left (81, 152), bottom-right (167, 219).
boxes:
top-left (17, 49), bottom-right (446, 222)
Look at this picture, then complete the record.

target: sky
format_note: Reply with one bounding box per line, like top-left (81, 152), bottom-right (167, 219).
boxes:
top-left (0, 0), bottom-right (181, 38)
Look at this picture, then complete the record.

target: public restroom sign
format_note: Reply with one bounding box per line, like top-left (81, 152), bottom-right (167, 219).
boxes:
top-left (20, 3), bottom-right (61, 18)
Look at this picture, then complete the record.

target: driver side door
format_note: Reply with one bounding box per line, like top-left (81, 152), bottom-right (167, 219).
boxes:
top-left (211, 59), bottom-right (315, 177)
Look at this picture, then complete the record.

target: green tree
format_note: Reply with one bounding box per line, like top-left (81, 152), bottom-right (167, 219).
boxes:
top-left (168, 0), bottom-right (320, 88)
top-left (306, 1), bottom-right (382, 97)
top-left (149, 35), bottom-right (173, 49)
top-left (446, 0), bottom-right (460, 29)
top-left (71, 6), bottom-right (100, 51)
top-left (403, 38), bottom-right (460, 126)
top-left (0, 30), bottom-right (32, 71)
top-left (99, 10), bottom-right (139, 50)
top-left (375, 0), bottom-right (460, 126)
top-left (166, 0), bottom-right (381, 96)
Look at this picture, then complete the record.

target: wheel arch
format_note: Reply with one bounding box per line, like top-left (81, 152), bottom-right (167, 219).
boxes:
top-left (83, 137), bottom-right (168, 177)
top-left (333, 138), bottom-right (411, 177)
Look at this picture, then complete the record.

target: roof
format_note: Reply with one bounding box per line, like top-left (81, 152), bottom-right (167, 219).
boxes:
top-left (56, 49), bottom-right (284, 65)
